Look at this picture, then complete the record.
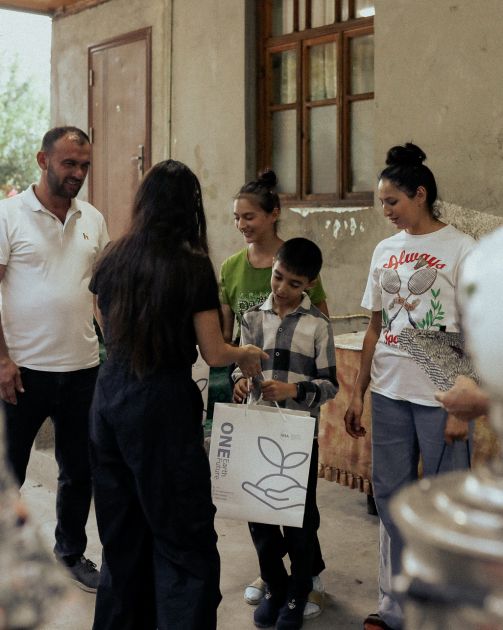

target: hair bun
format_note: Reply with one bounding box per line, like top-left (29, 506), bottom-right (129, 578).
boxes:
top-left (386, 143), bottom-right (426, 168)
top-left (257, 169), bottom-right (278, 190)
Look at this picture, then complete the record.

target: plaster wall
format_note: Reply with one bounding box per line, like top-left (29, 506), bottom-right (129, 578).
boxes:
top-left (169, 0), bottom-right (391, 325)
top-left (374, 0), bottom-right (503, 217)
top-left (51, 0), bottom-right (172, 198)
top-left (50, 0), bottom-right (385, 322)
top-left (50, 0), bottom-right (503, 324)
top-left (169, 0), bottom-right (249, 277)
top-left (289, 0), bottom-right (503, 319)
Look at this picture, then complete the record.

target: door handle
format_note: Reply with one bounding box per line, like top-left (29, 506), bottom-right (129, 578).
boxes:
top-left (130, 144), bottom-right (145, 180)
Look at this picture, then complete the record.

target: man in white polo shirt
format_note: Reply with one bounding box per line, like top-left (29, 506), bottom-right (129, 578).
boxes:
top-left (0, 126), bottom-right (109, 592)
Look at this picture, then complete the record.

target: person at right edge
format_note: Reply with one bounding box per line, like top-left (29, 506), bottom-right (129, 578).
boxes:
top-left (343, 143), bottom-right (475, 630)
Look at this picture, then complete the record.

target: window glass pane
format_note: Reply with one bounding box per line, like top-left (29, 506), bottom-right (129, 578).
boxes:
top-left (341, 0), bottom-right (349, 21)
top-left (311, 0), bottom-right (335, 28)
top-left (309, 41), bottom-right (336, 101)
top-left (272, 110), bottom-right (297, 193)
top-left (350, 34), bottom-right (374, 94)
top-left (299, 0), bottom-right (306, 31)
top-left (350, 99), bottom-right (374, 192)
top-left (272, 0), bottom-right (294, 36)
top-left (355, 0), bottom-right (375, 18)
top-left (272, 50), bottom-right (297, 104)
top-left (309, 105), bottom-right (337, 194)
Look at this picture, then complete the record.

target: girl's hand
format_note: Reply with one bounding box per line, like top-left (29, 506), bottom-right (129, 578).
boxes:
top-left (343, 394), bottom-right (367, 439)
top-left (260, 379), bottom-right (296, 402)
top-left (236, 345), bottom-right (268, 379)
top-left (444, 413), bottom-right (469, 444)
top-left (233, 378), bottom-right (250, 403)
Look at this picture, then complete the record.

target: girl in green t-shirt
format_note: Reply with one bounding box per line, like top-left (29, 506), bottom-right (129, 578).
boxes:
top-left (218, 169), bottom-right (328, 620)
top-left (219, 170), bottom-right (328, 344)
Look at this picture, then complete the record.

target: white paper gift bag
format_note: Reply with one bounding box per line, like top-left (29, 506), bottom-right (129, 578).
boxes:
top-left (209, 402), bottom-right (315, 527)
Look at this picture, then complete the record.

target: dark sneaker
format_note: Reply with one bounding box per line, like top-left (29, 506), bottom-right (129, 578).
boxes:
top-left (65, 556), bottom-right (99, 593)
top-left (253, 587), bottom-right (286, 628)
top-left (276, 596), bottom-right (307, 630)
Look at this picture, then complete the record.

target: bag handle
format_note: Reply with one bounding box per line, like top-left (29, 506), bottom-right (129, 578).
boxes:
top-left (245, 375), bottom-right (289, 423)
top-left (435, 439), bottom-right (471, 475)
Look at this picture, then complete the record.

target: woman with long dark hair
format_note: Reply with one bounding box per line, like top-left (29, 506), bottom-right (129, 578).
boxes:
top-left (89, 160), bottom-right (266, 630)
top-left (220, 169), bottom-right (328, 345)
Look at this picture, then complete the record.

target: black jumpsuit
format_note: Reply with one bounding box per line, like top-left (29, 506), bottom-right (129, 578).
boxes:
top-left (89, 257), bottom-right (221, 630)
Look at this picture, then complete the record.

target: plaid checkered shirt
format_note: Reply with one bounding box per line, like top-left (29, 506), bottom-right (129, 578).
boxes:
top-left (232, 292), bottom-right (338, 419)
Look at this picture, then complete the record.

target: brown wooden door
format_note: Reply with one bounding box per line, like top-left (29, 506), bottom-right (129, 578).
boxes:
top-left (88, 28), bottom-right (151, 240)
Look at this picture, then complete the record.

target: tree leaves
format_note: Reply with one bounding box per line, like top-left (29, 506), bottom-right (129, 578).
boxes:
top-left (417, 288), bottom-right (445, 330)
top-left (0, 56), bottom-right (49, 198)
top-left (382, 308), bottom-right (389, 328)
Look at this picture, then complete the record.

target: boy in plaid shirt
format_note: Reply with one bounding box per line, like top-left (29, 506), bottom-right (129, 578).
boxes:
top-left (233, 238), bottom-right (338, 630)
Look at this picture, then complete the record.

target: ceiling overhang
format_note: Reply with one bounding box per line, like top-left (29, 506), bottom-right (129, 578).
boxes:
top-left (0, 0), bottom-right (109, 17)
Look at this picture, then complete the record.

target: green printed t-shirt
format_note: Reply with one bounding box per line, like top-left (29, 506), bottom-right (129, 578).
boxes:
top-left (219, 247), bottom-right (327, 338)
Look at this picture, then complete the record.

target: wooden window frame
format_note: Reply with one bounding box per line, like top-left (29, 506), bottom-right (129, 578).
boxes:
top-left (257, 0), bottom-right (374, 206)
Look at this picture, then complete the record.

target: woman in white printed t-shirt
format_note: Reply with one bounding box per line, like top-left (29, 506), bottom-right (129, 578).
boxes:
top-left (343, 143), bottom-right (475, 630)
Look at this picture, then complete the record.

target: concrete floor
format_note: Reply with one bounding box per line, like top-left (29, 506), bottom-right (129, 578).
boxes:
top-left (21, 472), bottom-right (379, 630)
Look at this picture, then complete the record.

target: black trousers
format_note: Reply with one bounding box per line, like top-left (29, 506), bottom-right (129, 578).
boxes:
top-left (90, 362), bottom-right (221, 630)
top-left (5, 366), bottom-right (98, 560)
top-left (249, 440), bottom-right (321, 601)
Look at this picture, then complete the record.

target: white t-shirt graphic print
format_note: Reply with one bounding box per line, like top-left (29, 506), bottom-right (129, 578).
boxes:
top-left (362, 224), bottom-right (475, 406)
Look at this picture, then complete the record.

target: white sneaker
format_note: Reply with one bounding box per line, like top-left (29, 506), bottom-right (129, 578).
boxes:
top-left (303, 575), bottom-right (325, 619)
top-left (244, 576), bottom-right (266, 605)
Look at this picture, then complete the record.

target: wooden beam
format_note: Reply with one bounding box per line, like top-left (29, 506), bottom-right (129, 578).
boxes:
top-left (0, 1), bottom-right (56, 14)
top-left (53, 0), bottom-right (111, 19)
top-left (0, 0), bottom-right (110, 16)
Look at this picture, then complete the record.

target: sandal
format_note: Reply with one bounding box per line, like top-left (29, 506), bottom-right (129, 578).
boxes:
top-left (244, 576), bottom-right (266, 605)
top-left (363, 613), bottom-right (394, 630)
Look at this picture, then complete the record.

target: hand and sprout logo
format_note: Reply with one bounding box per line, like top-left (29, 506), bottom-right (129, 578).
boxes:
top-left (242, 437), bottom-right (309, 510)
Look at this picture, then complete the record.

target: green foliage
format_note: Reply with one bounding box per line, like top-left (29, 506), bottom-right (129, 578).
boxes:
top-left (417, 288), bottom-right (445, 330)
top-left (0, 56), bottom-right (49, 198)
top-left (381, 307), bottom-right (389, 329)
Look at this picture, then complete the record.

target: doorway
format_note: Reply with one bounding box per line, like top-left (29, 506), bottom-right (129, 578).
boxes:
top-left (88, 27), bottom-right (152, 239)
